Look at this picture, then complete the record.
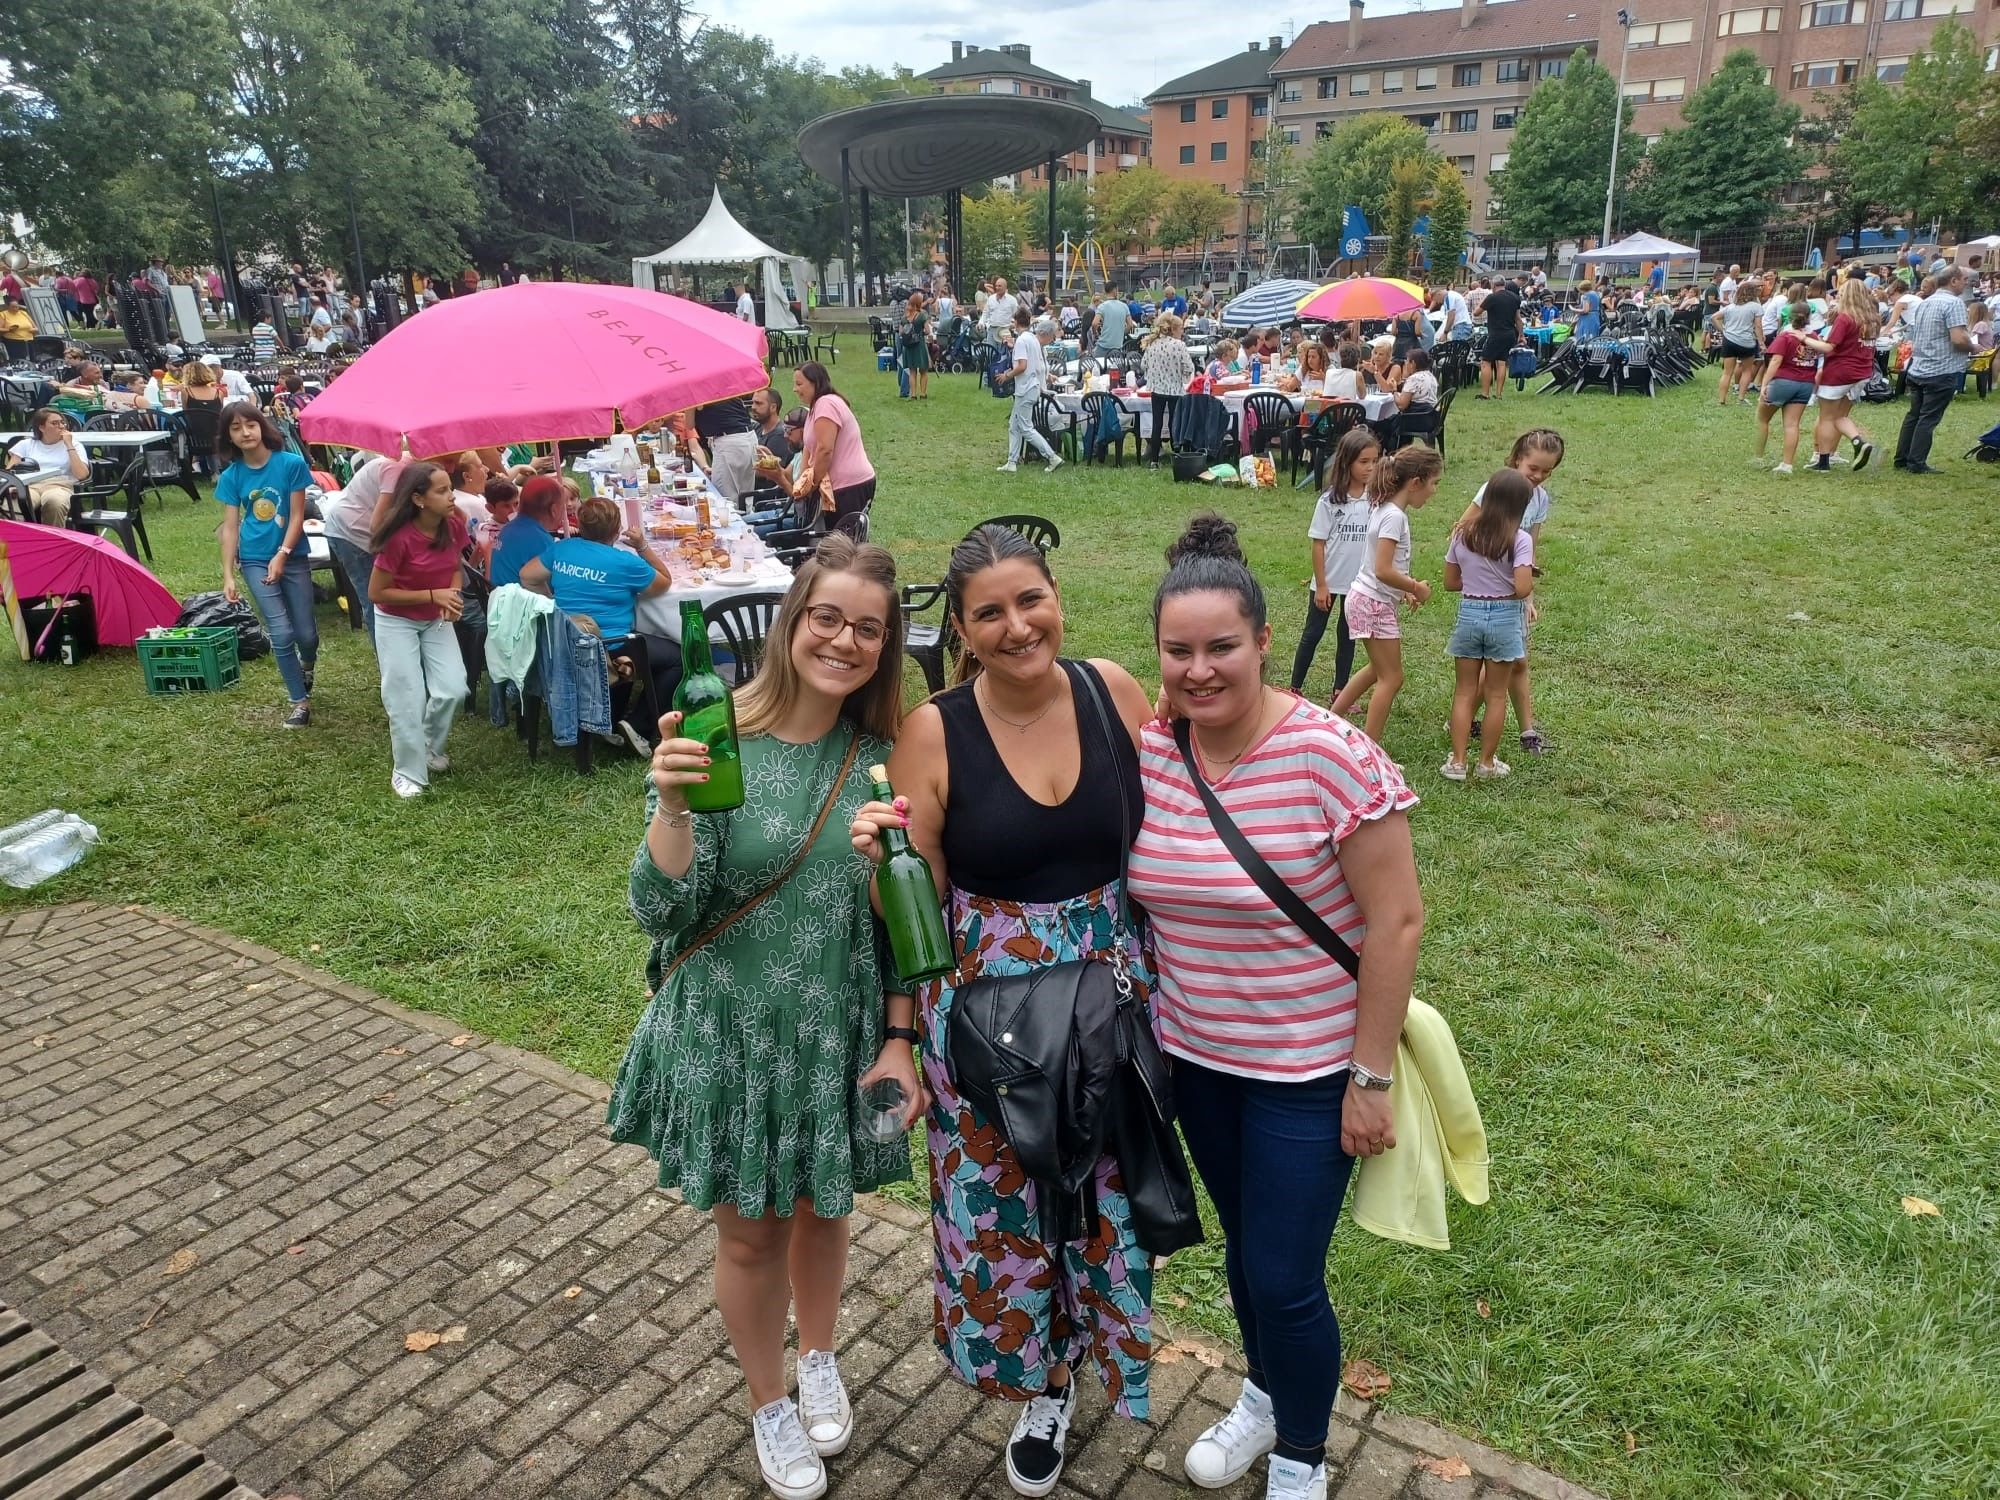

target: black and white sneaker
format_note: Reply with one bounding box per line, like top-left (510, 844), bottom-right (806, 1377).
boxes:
top-left (1851, 439), bottom-right (1876, 472)
top-left (1006, 1378), bottom-right (1075, 1497)
top-left (282, 702), bottom-right (311, 730)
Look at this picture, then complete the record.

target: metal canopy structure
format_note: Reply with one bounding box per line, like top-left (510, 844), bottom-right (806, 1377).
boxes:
top-left (797, 95), bottom-right (1102, 305)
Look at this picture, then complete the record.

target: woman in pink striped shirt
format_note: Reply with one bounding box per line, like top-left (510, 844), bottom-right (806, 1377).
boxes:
top-left (1126, 514), bottom-right (1424, 1500)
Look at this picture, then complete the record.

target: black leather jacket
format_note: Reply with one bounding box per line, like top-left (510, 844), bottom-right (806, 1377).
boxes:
top-left (947, 944), bottom-right (1204, 1258)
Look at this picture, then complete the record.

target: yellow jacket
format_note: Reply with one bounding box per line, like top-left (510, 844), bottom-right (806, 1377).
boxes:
top-left (1351, 997), bottom-right (1490, 1250)
top-left (0, 306), bottom-right (34, 342)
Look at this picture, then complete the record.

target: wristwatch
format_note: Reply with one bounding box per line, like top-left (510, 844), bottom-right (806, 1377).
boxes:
top-left (1349, 1062), bottom-right (1393, 1091)
top-left (883, 1025), bottom-right (920, 1046)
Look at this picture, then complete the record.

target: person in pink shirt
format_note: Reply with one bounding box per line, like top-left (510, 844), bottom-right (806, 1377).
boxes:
top-left (71, 271), bottom-right (100, 328)
top-left (789, 361), bottom-right (875, 531)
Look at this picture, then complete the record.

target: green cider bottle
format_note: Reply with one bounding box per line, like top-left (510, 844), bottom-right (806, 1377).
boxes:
top-left (868, 765), bottom-right (955, 984)
top-left (672, 599), bottom-right (745, 812)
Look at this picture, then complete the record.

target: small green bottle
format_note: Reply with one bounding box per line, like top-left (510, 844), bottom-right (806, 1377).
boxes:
top-left (672, 599), bottom-right (745, 812)
top-left (868, 764), bottom-right (955, 983)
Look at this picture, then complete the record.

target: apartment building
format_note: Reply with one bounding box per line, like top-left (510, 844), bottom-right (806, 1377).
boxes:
top-left (1147, 41), bottom-right (1285, 254)
top-left (918, 44), bottom-right (1152, 188)
top-left (1273, 0), bottom-right (1599, 227)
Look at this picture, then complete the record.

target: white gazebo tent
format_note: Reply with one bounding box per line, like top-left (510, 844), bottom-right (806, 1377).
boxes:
top-left (1954, 234), bottom-right (2000, 267)
top-left (631, 186), bottom-right (810, 330)
top-left (1576, 232), bottom-right (1700, 280)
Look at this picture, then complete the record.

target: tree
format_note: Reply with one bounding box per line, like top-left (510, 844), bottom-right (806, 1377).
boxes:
top-left (1295, 115), bottom-right (1436, 254)
top-left (1423, 165), bottom-right (1472, 281)
top-left (1797, 85), bottom-right (1879, 255)
top-left (1247, 125), bottom-right (1303, 264)
top-left (1634, 51), bottom-right (1800, 239)
top-left (1838, 21), bottom-right (1991, 230)
top-left (1382, 157), bottom-right (1436, 278)
top-left (1488, 48), bottom-right (1633, 251)
top-left (1025, 181), bottom-right (1094, 253)
top-left (1094, 164), bottom-right (1169, 257)
top-left (961, 192), bottom-right (1028, 286)
top-left (1156, 180), bottom-right (1235, 256)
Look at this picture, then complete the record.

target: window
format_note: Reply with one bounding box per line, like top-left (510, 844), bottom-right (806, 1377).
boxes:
top-left (1383, 70), bottom-right (1405, 93)
top-left (1179, 101), bottom-right (1196, 122)
top-left (1490, 152), bottom-right (1510, 171)
top-left (1449, 109), bottom-right (1480, 131)
top-left (1316, 120), bottom-right (1332, 138)
top-left (1988, 44), bottom-right (1999, 71)
top-left (1416, 67), bottom-right (1439, 90)
top-left (1493, 107), bottom-right (1518, 128)
top-left (1486, 198), bottom-right (1506, 221)
top-left (1212, 97), bottom-right (1229, 118)
top-left (1629, 18), bottom-right (1695, 44)
top-left (1407, 112), bottom-right (1440, 130)
top-left (1497, 58), bottom-right (1530, 81)
top-left (1318, 76), bottom-right (1338, 98)
top-left (1453, 154), bottom-right (1476, 178)
top-left (1802, 1), bottom-right (1862, 27)
top-left (1251, 137), bottom-right (1266, 159)
top-left (1791, 58), bottom-right (1858, 85)
top-left (1875, 55), bottom-right (1908, 79)
top-left (1919, 0), bottom-right (1971, 13)
top-left (1252, 94), bottom-right (1269, 117)
top-left (1538, 58), bottom-right (1567, 78)
top-left (1880, 0), bottom-right (1916, 13)
top-left (1281, 84), bottom-right (1302, 102)
top-left (1210, 141), bottom-right (1228, 161)
top-left (1626, 76), bottom-right (1687, 98)
top-left (1179, 144), bottom-right (1196, 164)
top-left (1284, 127), bottom-right (1302, 144)
top-left (1718, 6), bottom-right (1782, 31)
top-left (1349, 73), bottom-right (1371, 96)
top-left (1456, 63), bottom-right (1483, 85)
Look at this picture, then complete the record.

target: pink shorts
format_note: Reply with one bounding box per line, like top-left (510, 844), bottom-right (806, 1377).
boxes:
top-left (1345, 591), bottom-right (1402, 639)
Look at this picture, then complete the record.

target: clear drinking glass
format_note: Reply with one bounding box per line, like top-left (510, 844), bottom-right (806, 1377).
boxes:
top-left (860, 1079), bottom-right (909, 1142)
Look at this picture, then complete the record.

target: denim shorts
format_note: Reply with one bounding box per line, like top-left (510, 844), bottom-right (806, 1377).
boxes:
top-left (1763, 377), bottom-right (1814, 407)
top-left (1448, 597), bottom-right (1527, 662)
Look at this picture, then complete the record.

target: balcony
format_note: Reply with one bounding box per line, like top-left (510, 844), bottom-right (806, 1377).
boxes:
top-left (1120, 153), bottom-right (1139, 168)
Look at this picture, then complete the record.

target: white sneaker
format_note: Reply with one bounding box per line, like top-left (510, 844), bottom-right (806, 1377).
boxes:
top-left (1772, 462), bottom-right (1793, 475)
top-left (390, 773), bottom-right (425, 799)
top-left (1005, 1379), bottom-right (1075, 1497)
top-left (1439, 757), bottom-right (1468, 782)
top-left (426, 752), bottom-right (450, 773)
top-left (752, 1398), bottom-right (827, 1500)
top-left (796, 1349), bottom-right (852, 1457)
top-left (1185, 1380), bottom-right (1278, 1487)
top-left (1045, 455), bottom-right (1064, 474)
top-left (1473, 758), bottom-right (1512, 779)
top-left (1266, 1453), bottom-right (1328, 1499)
top-left (997, 461), bottom-right (1018, 473)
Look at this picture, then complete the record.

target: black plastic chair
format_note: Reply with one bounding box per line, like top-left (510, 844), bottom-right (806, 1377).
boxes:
top-left (69, 451), bottom-right (149, 560)
top-left (972, 514), bottom-right (1061, 553)
top-left (1242, 393), bottom-right (1302, 483)
top-left (1035, 393), bottom-right (1081, 463)
top-left (704, 592), bottom-right (788, 685)
top-left (901, 581), bottom-right (960, 695)
top-left (120, 410), bottom-right (201, 504)
top-left (1302, 403), bottom-right (1367, 489)
top-left (1080, 392), bottom-right (1136, 466)
top-left (812, 329), bottom-right (837, 365)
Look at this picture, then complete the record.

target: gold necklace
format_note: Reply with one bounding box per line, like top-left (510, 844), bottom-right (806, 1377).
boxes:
top-left (977, 672), bottom-right (1064, 733)
top-left (1195, 688), bottom-right (1270, 769)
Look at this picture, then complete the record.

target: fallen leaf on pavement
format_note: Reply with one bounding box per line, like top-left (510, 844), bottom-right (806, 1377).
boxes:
top-left (448, 1034), bottom-right (472, 1047)
top-left (163, 1249), bottom-right (198, 1277)
top-left (1625, 1430), bottom-right (1639, 1456)
top-left (380, 1046), bottom-right (407, 1056)
top-left (562, 1286), bottom-right (583, 1299)
top-left (1153, 1345), bottom-right (1183, 1365)
top-left (1142, 1452), bottom-right (1167, 1472)
top-left (286, 1243), bottom-right (309, 1256)
top-left (1415, 1455), bottom-right (1472, 1482)
top-left (1900, 1195), bottom-right (1941, 1218)
top-left (1476, 1299), bottom-right (1491, 1319)
top-left (32, 1035), bottom-right (53, 1048)
top-left (404, 1329), bottom-right (441, 1353)
top-left (375, 1093), bottom-right (396, 1105)
top-left (1341, 1357), bottom-right (1392, 1402)
top-left (1186, 1343), bottom-right (1223, 1368)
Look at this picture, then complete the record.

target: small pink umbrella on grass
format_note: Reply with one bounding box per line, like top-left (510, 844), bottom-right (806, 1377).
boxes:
top-left (0, 519), bottom-right (181, 650)
top-left (299, 281), bottom-right (771, 458)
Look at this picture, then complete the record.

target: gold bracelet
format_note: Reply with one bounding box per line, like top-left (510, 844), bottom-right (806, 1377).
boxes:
top-left (654, 805), bottom-right (694, 829)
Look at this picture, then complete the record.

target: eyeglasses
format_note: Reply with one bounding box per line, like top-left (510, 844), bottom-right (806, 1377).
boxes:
top-left (804, 605), bottom-right (887, 651)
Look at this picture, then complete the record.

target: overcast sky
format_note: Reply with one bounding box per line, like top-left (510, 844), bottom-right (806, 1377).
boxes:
top-left (713, 1), bottom-right (1430, 108)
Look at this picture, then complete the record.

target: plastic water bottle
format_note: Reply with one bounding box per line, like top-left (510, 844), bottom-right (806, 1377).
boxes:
top-left (1250, 355), bottom-right (1262, 387)
top-left (0, 811), bottom-right (99, 889)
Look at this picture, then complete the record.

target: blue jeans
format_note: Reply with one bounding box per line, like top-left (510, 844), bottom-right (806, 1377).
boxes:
top-left (240, 557), bottom-right (319, 702)
top-left (326, 534), bottom-right (377, 642)
top-left (1175, 1060), bottom-right (1355, 1467)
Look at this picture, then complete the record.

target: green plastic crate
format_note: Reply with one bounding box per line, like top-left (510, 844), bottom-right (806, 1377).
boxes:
top-left (138, 626), bottom-right (241, 695)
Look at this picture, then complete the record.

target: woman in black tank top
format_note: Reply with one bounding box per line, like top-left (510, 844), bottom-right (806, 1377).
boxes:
top-left (874, 525), bottom-right (1158, 1492)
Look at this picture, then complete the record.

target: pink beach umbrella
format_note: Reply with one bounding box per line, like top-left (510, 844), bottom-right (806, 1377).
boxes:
top-left (298, 281), bottom-right (771, 459)
top-left (0, 519), bottom-right (182, 648)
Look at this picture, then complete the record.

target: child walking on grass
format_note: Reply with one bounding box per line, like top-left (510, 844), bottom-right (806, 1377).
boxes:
top-left (1289, 427), bottom-right (1379, 696)
top-left (1441, 470), bottom-right (1536, 781)
top-left (1330, 444), bottom-right (1443, 748)
top-left (1455, 428), bottom-right (1564, 754)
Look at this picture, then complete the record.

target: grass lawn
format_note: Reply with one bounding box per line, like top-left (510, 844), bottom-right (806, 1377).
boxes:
top-left (4, 353), bottom-right (1997, 1499)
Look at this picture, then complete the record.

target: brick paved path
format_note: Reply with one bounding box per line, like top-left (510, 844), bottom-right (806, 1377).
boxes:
top-left (0, 904), bottom-right (1602, 1500)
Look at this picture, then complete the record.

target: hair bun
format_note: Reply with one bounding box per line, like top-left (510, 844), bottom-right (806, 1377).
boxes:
top-left (1167, 511), bottom-right (1244, 567)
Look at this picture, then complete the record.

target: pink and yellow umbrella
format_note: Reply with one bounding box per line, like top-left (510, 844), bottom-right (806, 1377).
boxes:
top-left (1294, 277), bottom-right (1427, 323)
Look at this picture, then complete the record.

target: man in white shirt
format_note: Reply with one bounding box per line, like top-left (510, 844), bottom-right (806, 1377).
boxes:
top-left (998, 314), bottom-right (1062, 474)
top-left (981, 277), bottom-right (1019, 339)
top-left (735, 284), bottom-right (756, 322)
top-left (1719, 264), bottom-right (1741, 301)
top-left (220, 364), bottom-right (255, 405)
top-left (1439, 284), bottom-right (1473, 340)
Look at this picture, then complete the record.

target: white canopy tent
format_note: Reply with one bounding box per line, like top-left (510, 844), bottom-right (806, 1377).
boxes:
top-left (1954, 234), bottom-right (2000, 266)
top-left (1576, 232), bottom-right (1700, 263)
top-left (631, 186), bottom-right (810, 330)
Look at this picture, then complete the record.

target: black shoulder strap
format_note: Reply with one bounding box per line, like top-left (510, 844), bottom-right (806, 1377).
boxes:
top-left (1072, 661), bottom-right (1132, 931)
top-left (1172, 717), bottom-right (1361, 981)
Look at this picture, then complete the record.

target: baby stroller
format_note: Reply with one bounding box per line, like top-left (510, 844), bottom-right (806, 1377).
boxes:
top-left (1969, 417), bottom-right (2000, 464)
top-left (936, 315), bottom-right (977, 372)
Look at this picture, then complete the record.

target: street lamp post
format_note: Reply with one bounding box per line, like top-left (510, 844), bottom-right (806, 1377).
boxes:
top-left (1604, 8), bottom-right (1633, 247)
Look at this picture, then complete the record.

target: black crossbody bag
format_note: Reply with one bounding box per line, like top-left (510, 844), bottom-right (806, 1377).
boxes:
top-left (1171, 717), bottom-right (1361, 982)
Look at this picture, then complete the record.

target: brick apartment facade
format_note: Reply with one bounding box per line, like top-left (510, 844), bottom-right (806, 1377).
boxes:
top-left (1146, 40), bottom-right (1287, 256)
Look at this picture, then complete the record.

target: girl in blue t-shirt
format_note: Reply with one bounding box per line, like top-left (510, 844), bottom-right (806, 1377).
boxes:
top-left (215, 402), bottom-right (317, 727)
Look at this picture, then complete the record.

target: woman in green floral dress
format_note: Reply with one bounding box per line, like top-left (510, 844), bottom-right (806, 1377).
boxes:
top-left (609, 535), bottom-right (925, 1500)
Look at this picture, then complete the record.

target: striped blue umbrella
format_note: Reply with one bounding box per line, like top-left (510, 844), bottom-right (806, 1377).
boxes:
top-left (1219, 279), bottom-right (1321, 328)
